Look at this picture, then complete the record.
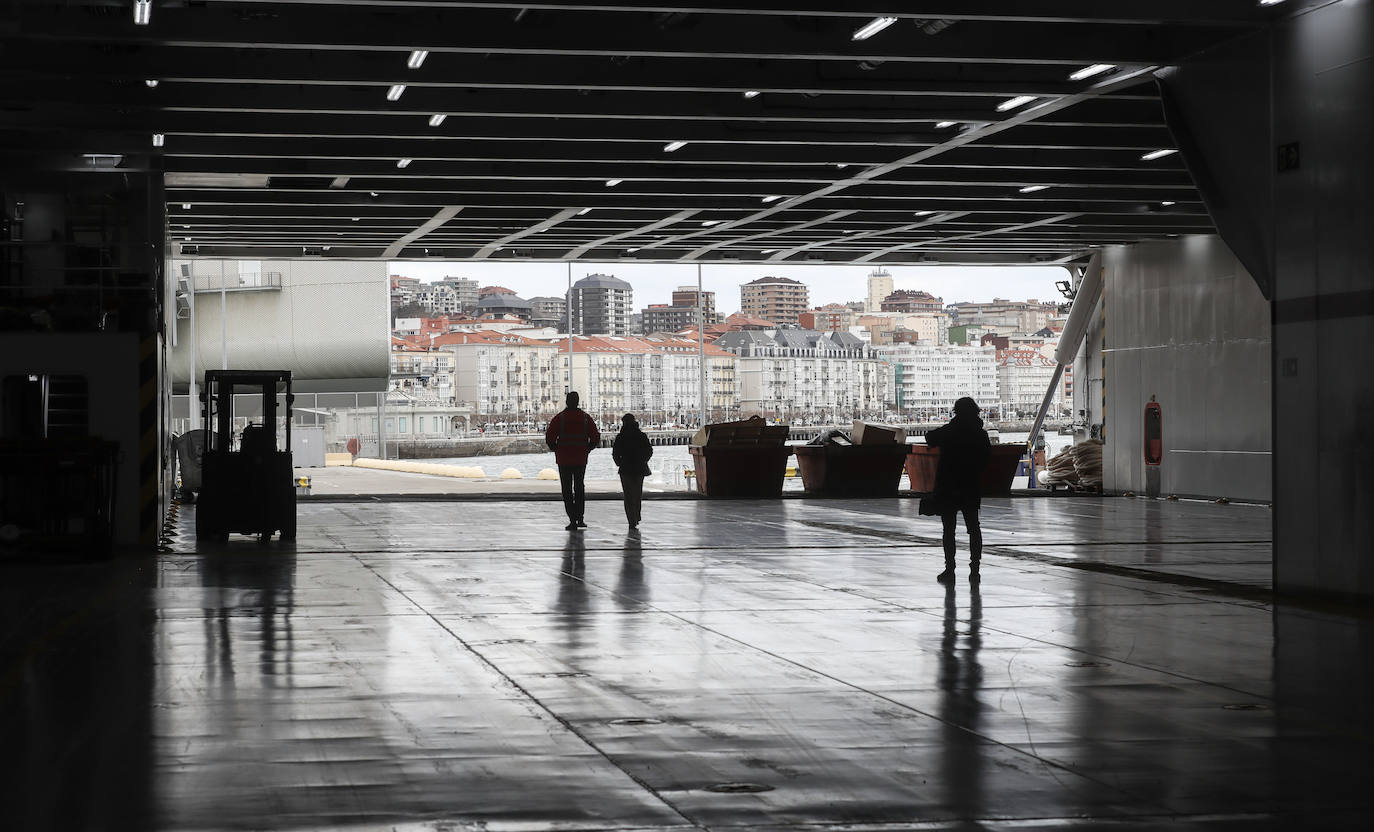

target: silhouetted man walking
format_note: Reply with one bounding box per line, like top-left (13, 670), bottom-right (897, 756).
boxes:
top-left (925, 396), bottom-right (991, 583)
top-left (546, 391), bottom-right (600, 530)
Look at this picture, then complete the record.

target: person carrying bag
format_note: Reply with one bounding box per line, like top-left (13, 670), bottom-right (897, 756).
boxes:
top-left (611, 413), bottom-right (653, 530)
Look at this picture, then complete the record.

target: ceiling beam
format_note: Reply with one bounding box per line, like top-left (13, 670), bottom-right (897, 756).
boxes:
top-left (17, 0), bottom-right (1265, 27)
top-left (0, 43), bottom-right (1156, 100)
top-left (473, 207), bottom-right (584, 258)
top-left (853, 213), bottom-right (1083, 263)
top-left (380, 205), bottom-right (464, 258)
top-left (563, 209), bottom-right (702, 259)
top-left (11, 7), bottom-right (1242, 67)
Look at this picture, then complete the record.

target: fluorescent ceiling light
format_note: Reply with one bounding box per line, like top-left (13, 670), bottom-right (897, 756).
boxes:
top-left (1259, 1), bottom-right (1286, 6)
top-left (997, 95), bottom-right (1037, 112)
top-left (852, 17), bottom-right (897, 41)
top-left (151, 133), bottom-right (165, 147)
top-left (627, 247), bottom-right (639, 253)
top-left (1069, 64), bottom-right (1116, 81)
top-left (407, 50), bottom-right (429, 69)
top-left (1160, 201), bottom-right (1176, 206)
top-left (761, 249), bottom-right (778, 254)
top-left (1019, 185), bottom-right (1049, 193)
top-left (1141, 148), bottom-right (1178, 161)
top-left (386, 84), bottom-right (406, 101)
top-left (605, 179), bottom-right (622, 187)
top-left (182, 203), bottom-right (191, 209)
top-left (936, 121), bottom-right (957, 128)
top-left (133, 0), bottom-right (151, 26)
top-left (396, 158), bottom-right (412, 168)
top-left (743, 90), bottom-right (760, 99)
top-left (835, 163), bottom-right (848, 169)
top-left (145, 79), bottom-right (159, 88)
top-left (701, 220), bottom-right (722, 227)
top-left (663, 141), bottom-right (687, 153)
top-left (761, 195), bottom-right (783, 203)
top-left (577, 208), bottom-right (592, 215)
top-left (428, 114), bottom-right (446, 127)
top-left (351, 217), bottom-right (360, 221)
top-left (914, 210), bottom-right (934, 216)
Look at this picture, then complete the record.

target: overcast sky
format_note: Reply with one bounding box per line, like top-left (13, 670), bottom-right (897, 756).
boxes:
top-left (388, 261), bottom-right (1071, 314)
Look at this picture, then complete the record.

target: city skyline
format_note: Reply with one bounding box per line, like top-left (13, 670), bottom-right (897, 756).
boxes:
top-left (388, 261), bottom-right (1071, 315)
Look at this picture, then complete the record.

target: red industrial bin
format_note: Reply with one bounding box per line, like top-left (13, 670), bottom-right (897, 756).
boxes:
top-left (793, 443), bottom-right (911, 496)
top-left (905, 443), bottom-right (1024, 496)
top-left (688, 446), bottom-right (792, 498)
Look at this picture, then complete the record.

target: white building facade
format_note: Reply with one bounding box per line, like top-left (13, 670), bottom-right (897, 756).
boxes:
top-left (866, 268), bottom-right (894, 313)
top-left (997, 347), bottom-right (1068, 419)
top-left (878, 343), bottom-right (1000, 421)
top-left (718, 330), bottom-right (889, 421)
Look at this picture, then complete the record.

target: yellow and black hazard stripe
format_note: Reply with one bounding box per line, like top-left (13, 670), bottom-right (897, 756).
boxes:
top-left (138, 334), bottom-right (160, 546)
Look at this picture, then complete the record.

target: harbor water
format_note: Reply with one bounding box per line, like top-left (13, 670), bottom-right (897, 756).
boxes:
top-left (423, 429), bottom-right (1076, 492)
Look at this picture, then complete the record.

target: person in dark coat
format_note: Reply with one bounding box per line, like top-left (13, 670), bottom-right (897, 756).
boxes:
top-left (611, 413), bottom-right (653, 529)
top-left (924, 396), bottom-right (992, 583)
top-left (545, 391), bottom-right (600, 530)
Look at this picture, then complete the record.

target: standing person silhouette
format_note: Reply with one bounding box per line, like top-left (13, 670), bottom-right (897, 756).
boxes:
top-left (611, 413), bottom-right (653, 530)
top-left (545, 391), bottom-right (600, 530)
top-left (924, 396), bottom-right (991, 583)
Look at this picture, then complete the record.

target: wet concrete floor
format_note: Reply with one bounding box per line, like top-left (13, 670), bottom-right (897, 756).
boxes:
top-left (5, 495), bottom-right (1372, 830)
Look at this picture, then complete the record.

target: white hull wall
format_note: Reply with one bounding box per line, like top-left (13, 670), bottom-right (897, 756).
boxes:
top-left (169, 260), bottom-right (389, 391)
top-left (1092, 236), bottom-right (1272, 501)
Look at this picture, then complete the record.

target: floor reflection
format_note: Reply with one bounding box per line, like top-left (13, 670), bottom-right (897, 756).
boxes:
top-left (197, 550), bottom-right (298, 690)
top-left (555, 533), bottom-right (589, 650)
top-left (615, 530), bottom-right (650, 610)
top-left (939, 583), bottom-right (985, 823)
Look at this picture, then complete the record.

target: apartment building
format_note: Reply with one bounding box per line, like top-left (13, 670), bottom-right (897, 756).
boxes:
top-left (527, 295), bottom-right (567, 330)
top-left (739, 276), bottom-right (809, 327)
top-left (716, 329), bottom-right (889, 419)
top-left (997, 345), bottom-right (1069, 419)
top-left (877, 342), bottom-right (999, 421)
top-left (880, 289), bottom-right (943, 314)
top-left (570, 273), bottom-right (634, 335)
top-left (562, 335), bottom-right (736, 424)
top-left (441, 331), bottom-right (561, 419)
top-left (799, 303), bottom-right (856, 332)
top-left (641, 304), bottom-right (704, 335)
top-left (669, 286), bottom-right (721, 325)
top-left (865, 268), bottom-right (894, 313)
top-left (948, 298), bottom-right (1060, 332)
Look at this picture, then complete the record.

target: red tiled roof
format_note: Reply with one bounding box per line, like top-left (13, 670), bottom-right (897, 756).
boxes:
top-left (431, 330), bottom-right (548, 348)
top-left (555, 334), bottom-right (733, 357)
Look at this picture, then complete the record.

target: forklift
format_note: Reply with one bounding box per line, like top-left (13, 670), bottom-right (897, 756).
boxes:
top-left (195, 370), bottom-right (296, 542)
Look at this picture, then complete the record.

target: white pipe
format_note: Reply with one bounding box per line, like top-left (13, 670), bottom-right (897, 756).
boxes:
top-left (566, 262), bottom-right (573, 394)
top-left (188, 276), bottom-right (199, 429)
top-left (697, 263), bottom-right (707, 428)
top-left (220, 263), bottom-right (228, 370)
top-left (1054, 252), bottom-right (1103, 365)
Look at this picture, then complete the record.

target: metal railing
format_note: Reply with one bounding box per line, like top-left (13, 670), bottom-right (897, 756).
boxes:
top-left (189, 271), bottom-right (283, 292)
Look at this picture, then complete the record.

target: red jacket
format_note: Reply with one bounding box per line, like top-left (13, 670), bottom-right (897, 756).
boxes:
top-left (545, 408), bottom-right (600, 466)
